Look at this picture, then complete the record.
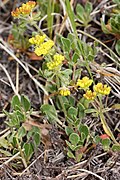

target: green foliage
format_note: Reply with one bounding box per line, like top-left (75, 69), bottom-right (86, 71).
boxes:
top-left (10, 23), bottom-right (30, 50)
top-left (47, 0), bottom-right (55, 38)
top-left (101, 4), bottom-right (120, 55)
top-left (41, 104), bottom-right (58, 123)
top-left (24, 143), bottom-right (34, 162)
top-left (76, 2), bottom-right (93, 27)
top-left (1, 95), bottom-right (41, 164)
top-left (112, 144), bottom-right (120, 151)
top-left (65, 0), bottom-right (77, 35)
top-left (115, 40), bottom-right (120, 55)
top-left (65, 123), bottom-right (89, 162)
top-left (69, 133), bottom-right (80, 146)
top-left (4, 95), bottom-right (31, 128)
top-left (5, 0), bottom-right (119, 167)
top-left (101, 138), bottom-right (111, 151)
top-left (59, 33), bottom-right (97, 63)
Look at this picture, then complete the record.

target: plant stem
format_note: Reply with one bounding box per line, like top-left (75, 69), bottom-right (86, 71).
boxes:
top-left (86, 63), bottom-right (94, 83)
top-left (98, 96), bottom-right (118, 144)
top-left (56, 75), bottom-right (67, 118)
top-left (16, 138), bottom-right (28, 169)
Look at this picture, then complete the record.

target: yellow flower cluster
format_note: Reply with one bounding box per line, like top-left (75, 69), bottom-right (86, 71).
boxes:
top-left (11, 1), bottom-right (36, 17)
top-left (76, 76), bottom-right (93, 89)
top-left (76, 77), bottom-right (111, 100)
top-left (34, 40), bottom-right (54, 56)
top-left (47, 54), bottom-right (64, 70)
top-left (93, 83), bottom-right (111, 95)
top-left (83, 90), bottom-right (96, 100)
top-left (29, 34), bottom-right (54, 56)
top-left (29, 34), bottom-right (46, 46)
top-left (59, 87), bottom-right (70, 96)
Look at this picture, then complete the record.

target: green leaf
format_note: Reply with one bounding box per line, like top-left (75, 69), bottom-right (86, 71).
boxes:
top-left (80, 132), bottom-right (86, 142)
top-left (111, 103), bottom-right (120, 110)
top-left (76, 4), bottom-right (84, 21)
top-left (68, 107), bottom-right (78, 119)
top-left (112, 144), bottom-right (120, 151)
top-left (113, 0), bottom-right (120, 4)
top-left (33, 132), bottom-right (41, 147)
top-left (6, 112), bottom-right (20, 127)
top-left (24, 143), bottom-right (34, 161)
top-left (77, 103), bottom-right (85, 119)
top-left (11, 95), bottom-right (21, 110)
top-left (101, 20), bottom-right (111, 34)
top-left (95, 135), bottom-right (101, 144)
top-left (65, 126), bottom-right (74, 136)
top-left (76, 153), bottom-right (83, 162)
top-left (17, 126), bottom-right (26, 139)
top-left (67, 149), bottom-right (75, 159)
top-left (69, 133), bottom-right (80, 146)
top-left (68, 33), bottom-right (79, 51)
top-left (0, 149), bottom-right (12, 157)
top-left (61, 37), bottom-right (71, 53)
top-left (85, 108), bottom-right (97, 114)
top-left (72, 52), bottom-right (79, 63)
top-left (101, 138), bottom-right (111, 151)
top-left (16, 110), bottom-right (25, 122)
top-left (12, 137), bottom-right (17, 147)
top-left (68, 96), bottom-right (75, 106)
top-left (61, 69), bottom-right (72, 76)
top-left (74, 69), bottom-right (81, 81)
top-left (21, 95), bottom-right (31, 112)
top-left (0, 138), bottom-right (9, 148)
top-left (78, 124), bottom-right (89, 139)
top-left (41, 104), bottom-right (60, 124)
top-left (66, 140), bottom-right (76, 151)
top-left (85, 2), bottom-right (92, 15)
top-left (27, 126), bottom-right (40, 140)
top-left (115, 40), bottom-right (120, 56)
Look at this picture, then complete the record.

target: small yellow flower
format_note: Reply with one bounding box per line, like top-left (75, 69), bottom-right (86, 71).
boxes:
top-left (47, 54), bottom-right (64, 70)
top-left (93, 83), bottom-right (111, 95)
top-left (76, 76), bottom-right (93, 89)
top-left (11, 8), bottom-right (20, 17)
top-left (29, 35), bottom-right (46, 46)
top-left (59, 87), bottom-right (70, 96)
top-left (11, 1), bottom-right (36, 17)
top-left (54, 54), bottom-right (64, 62)
top-left (83, 90), bottom-right (96, 100)
top-left (34, 40), bottom-right (54, 56)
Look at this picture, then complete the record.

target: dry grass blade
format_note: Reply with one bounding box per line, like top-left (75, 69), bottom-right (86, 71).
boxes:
top-left (0, 63), bottom-right (19, 96)
top-left (0, 38), bottom-right (54, 105)
top-left (90, 62), bottom-right (120, 98)
top-left (67, 168), bottom-right (105, 180)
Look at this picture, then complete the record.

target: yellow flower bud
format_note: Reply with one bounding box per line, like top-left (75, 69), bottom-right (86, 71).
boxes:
top-left (29, 35), bottom-right (46, 46)
top-left (59, 87), bottom-right (70, 96)
top-left (83, 90), bottom-right (96, 100)
top-left (47, 54), bottom-right (64, 70)
top-left (11, 1), bottom-right (36, 18)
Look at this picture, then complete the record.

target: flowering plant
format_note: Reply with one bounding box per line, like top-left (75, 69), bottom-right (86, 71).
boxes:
top-left (2, 0), bottom-right (119, 167)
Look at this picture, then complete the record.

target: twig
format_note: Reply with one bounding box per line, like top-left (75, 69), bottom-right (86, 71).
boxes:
top-left (67, 168), bottom-right (105, 180)
top-left (0, 39), bottom-right (54, 105)
top-left (19, 151), bottom-right (45, 176)
top-left (0, 63), bottom-right (18, 96)
top-left (0, 151), bottom-right (21, 168)
top-left (16, 62), bottom-right (19, 95)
